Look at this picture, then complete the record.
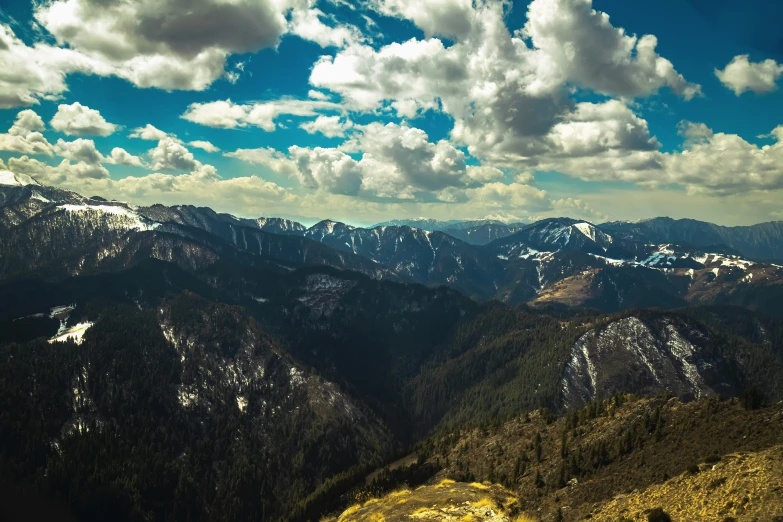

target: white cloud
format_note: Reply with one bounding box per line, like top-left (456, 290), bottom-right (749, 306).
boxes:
top-left (225, 147), bottom-right (299, 176)
top-left (0, 109), bottom-right (53, 156)
top-left (308, 90), bottom-right (330, 100)
top-left (288, 146), bottom-right (364, 195)
top-left (309, 37), bottom-right (466, 114)
top-left (180, 100), bottom-right (248, 129)
top-left (552, 197), bottom-right (608, 222)
top-left (465, 165), bottom-right (505, 184)
top-left (662, 123), bottom-right (783, 194)
top-left (465, 182), bottom-right (551, 211)
top-left (229, 122), bottom-right (498, 200)
top-left (189, 140), bottom-right (221, 153)
top-left (149, 137), bottom-right (198, 171)
top-left (346, 122), bottom-right (471, 196)
top-left (0, 24), bottom-right (107, 108)
top-left (299, 115), bottom-right (352, 138)
top-left (54, 138), bottom-right (105, 165)
top-left (129, 124), bottom-right (170, 141)
top-left (182, 98), bottom-right (343, 130)
top-left (50, 102), bottom-right (118, 136)
top-left (33, 0), bottom-right (289, 92)
top-left (370, 0), bottom-right (476, 40)
top-left (288, 8), bottom-right (360, 48)
top-left (522, 0), bottom-right (702, 100)
top-left (108, 147), bottom-right (144, 167)
top-left (7, 154), bottom-right (109, 183)
top-left (715, 55), bottom-right (783, 96)
top-left (312, 0), bottom-right (698, 183)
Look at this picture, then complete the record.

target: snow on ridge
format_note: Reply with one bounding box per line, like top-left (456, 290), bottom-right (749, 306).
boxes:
top-left (30, 191), bottom-right (52, 202)
top-left (58, 203), bottom-right (160, 231)
top-left (49, 322), bottom-right (93, 345)
top-left (573, 222), bottom-right (596, 241)
top-left (692, 252), bottom-right (754, 270)
top-left (0, 171), bottom-right (39, 187)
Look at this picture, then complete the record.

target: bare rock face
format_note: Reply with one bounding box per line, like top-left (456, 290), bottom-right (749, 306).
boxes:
top-left (561, 315), bottom-right (739, 409)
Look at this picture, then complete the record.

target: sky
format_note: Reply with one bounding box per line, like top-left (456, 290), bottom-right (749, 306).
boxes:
top-left (0, 0), bottom-right (782, 227)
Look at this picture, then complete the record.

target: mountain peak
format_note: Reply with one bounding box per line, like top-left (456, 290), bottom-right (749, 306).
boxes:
top-left (0, 171), bottom-right (40, 187)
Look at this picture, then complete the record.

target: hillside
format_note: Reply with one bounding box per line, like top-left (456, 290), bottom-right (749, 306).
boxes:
top-left (325, 481), bottom-right (522, 521)
top-left (423, 396), bottom-right (783, 521)
top-left (331, 441), bottom-right (783, 522)
top-left (329, 396), bottom-right (783, 521)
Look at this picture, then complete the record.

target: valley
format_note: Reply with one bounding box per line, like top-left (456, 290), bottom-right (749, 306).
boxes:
top-left (2, 176), bottom-right (783, 521)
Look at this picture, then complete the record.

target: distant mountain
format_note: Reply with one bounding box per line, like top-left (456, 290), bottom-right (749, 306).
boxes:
top-left (438, 222), bottom-right (527, 245)
top-left (600, 216), bottom-right (783, 262)
top-left (371, 218), bottom-right (465, 230)
top-left (371, 218), bottom-right (517, 231)
top-left (0, 185), bottom-right (397, 283)
top-left (303, 220), bottom-right (505, 299)
top-left (490, 218), bottom-right (638, 257)
top-left (4, 181), bottom-right (783, 316)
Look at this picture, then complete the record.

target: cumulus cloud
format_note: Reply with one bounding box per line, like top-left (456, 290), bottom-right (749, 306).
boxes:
top-left (0, 109), bottom-right (53, 156)
top-left (108, 147), bottom-right (145, 167)
top-left (288, 8), bottom-right (360, 48)
top-left (32, 0), bottom-right (289, 91)
top-left (308, 90), bottom-right (330, 100)
top-left (299, 115), bottom-right (353, 138)
top-left (189, 140), bottom-right (221, 153)
top-left (288, 146), bottom-right (364, 195)
top-left (370, 0), bottom-right (476, 40)
top-left (54, 138), bottom-right (105, 165)
top-left (7, 154), bottom-right (109, 183)
top-left (715, 55), bottom-right (783, 96)
top-left (522, 0), bottom-right (702, 100)
top-left (148, 137), bottom-right (199, 171)
top-left (181, 98), bottom-right (343, 130)
top-left (312, 0), bottom-right (697, 182)
top-left (228, 122), bottom-right (503, 200)
top-left (129, 124), bottom-right (170, 141)
top-left (50, 102), bottom-right (118, 136)
top-left (552, 197), bottom-right (608, 223)
top-left (0, 24), bottom-right (106, 108)
top-left (462, 182), bottom-right (551, 212)
top-left (224, 147), bottom-right (299, 177)
top-left (662, 123), bottom-right (783, 194)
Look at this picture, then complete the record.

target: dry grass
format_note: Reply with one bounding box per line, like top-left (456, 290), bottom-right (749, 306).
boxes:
top-left (592, 444), bottom-right (783, 521)
top-left (332, 481), bottom-right (519, 521)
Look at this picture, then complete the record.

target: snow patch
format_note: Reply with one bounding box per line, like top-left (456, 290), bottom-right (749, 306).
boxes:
top-left (58, 204), bottom-right (160, 231)
top-left (573, 222), bottom-right (596, 241)
top-left (0, 171), bottom-right (38, 186)
top-left (49, 322), bottom-right (93, 345)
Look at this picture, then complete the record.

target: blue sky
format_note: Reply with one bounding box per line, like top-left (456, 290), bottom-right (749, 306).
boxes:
top-left (0, 0), bottom-right (781, 226)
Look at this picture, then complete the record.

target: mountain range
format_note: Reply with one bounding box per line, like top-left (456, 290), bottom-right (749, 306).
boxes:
top-left (3, 174), bottom-right (782, 316)
top-left (2, 174), bottom-right (783, 521)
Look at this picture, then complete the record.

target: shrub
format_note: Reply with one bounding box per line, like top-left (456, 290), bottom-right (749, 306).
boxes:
top-left (646, 507), bottom-right (672, 522)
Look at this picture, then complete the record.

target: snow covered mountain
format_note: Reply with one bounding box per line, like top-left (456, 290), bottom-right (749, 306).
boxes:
top-left (2, 181), bottom-right (783, 315)
top-left (601, 217), bottom-right (783, 263)
top-left (371, 218), bottom-right (467, 230)
top-left (302, 220), bottom-right (505, 298)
